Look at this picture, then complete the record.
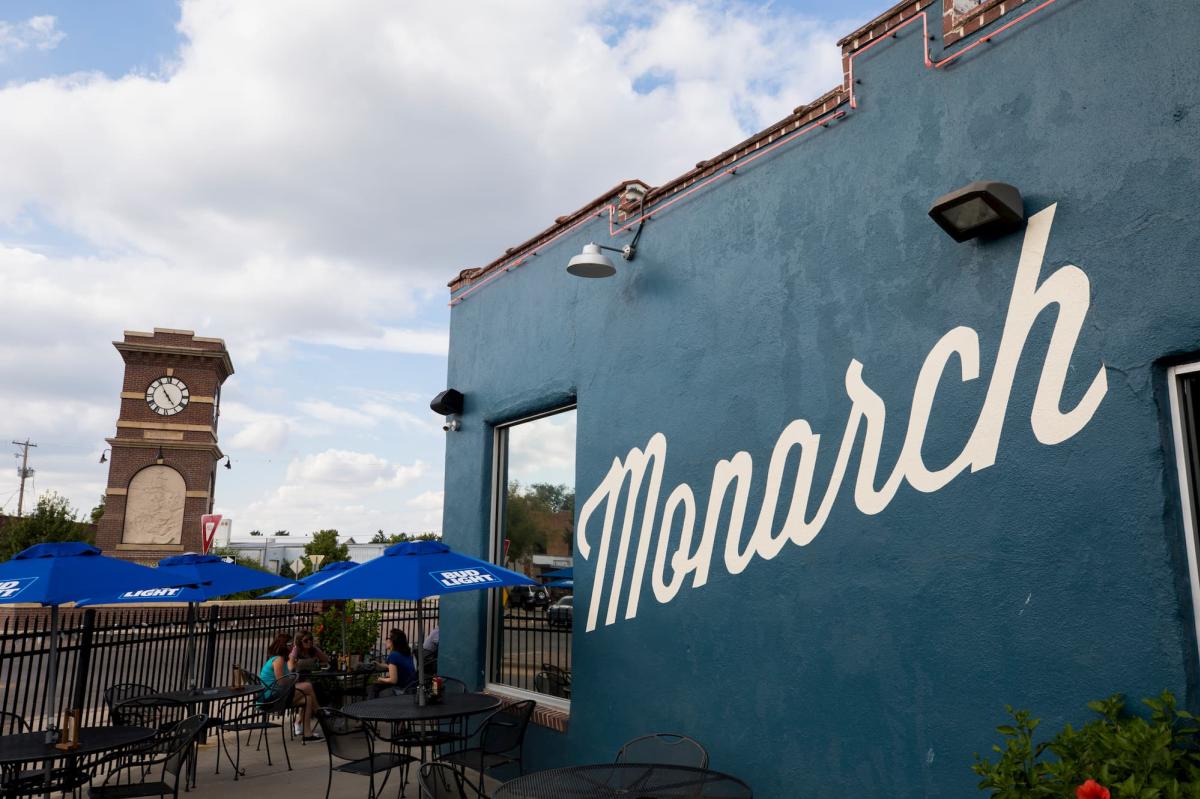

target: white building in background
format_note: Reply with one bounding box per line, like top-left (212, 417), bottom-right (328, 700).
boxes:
top-left (226, 535), bottom-right (389, 574)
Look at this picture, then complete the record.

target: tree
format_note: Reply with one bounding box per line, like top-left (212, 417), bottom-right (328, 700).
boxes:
top-left (248, 530), bottom-right (263, 536)
top-left (0, 492), bottom-right (93, 561)
top-left (370, 530), bottom-right (441, 544)
top-left (279, 560), bottom-right (296, 579)
top-left (274, 530), bottom-right (290, 536)
top-left (90, 495), bottom-right (106, 524)
top-left (301, 529), bottom-right (349, 576)
top-left (503, 482), bottom-right (575, 566)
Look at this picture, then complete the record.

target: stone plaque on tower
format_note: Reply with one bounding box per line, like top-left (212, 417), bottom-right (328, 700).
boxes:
top-left (95, 329), bottom-right (234, 562)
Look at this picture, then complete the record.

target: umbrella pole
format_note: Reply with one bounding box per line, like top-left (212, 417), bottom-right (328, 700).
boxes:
top-left (186, 602), bottom-right (198, 691)
top-left (341, 602), bottom-right (347, 661)
top-left (416, 598), bottom-right (425, 704)
top-left (44, 604), bottom-right (61, 742)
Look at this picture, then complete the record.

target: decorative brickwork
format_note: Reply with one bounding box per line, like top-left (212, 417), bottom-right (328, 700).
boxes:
top-left (95, 329), bottom-right (233, 562)
top-left (942, 0), bottom-right (1029, 45)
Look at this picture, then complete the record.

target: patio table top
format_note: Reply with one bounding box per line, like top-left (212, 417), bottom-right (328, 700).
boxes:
top-left (492, 763), bottom-right (753, 799)
top-left (0, 726), bottom-right (156, 765)
top-left (341, 691), bottom-right (499, 722)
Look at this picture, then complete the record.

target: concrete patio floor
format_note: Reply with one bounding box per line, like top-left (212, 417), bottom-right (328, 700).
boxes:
top-left (179, 730), bottom-right (501, 799)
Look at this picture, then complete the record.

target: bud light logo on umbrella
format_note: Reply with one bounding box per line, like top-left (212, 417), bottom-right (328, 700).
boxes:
top-left (118, 587), bottom-right (188, 599)
top-left (0, 577), bottom-right (36, 599)
top-left (433, 568), bottom-right (501, 588)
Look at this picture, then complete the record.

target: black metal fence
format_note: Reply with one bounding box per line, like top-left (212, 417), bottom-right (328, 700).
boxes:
top-left (496, 606), bottom-right (572, 697)
top-left (0, 600), bottom-right (430, 730)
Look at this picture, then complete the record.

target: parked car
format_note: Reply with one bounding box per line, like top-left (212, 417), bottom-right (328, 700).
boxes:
top-left (547, 595), bottom-right (573, 628)
top-left (508, 585), bottom-right (550, 611)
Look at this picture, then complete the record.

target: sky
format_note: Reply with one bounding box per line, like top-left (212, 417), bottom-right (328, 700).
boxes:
top-left (0, 0), bottom-right (883, 541)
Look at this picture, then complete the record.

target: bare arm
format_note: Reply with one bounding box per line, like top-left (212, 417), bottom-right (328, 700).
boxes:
top-left (272, 656), bottom-right (286, 681)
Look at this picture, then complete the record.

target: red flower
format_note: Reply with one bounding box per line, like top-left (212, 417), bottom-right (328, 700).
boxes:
top-left (1076, 779), bottom-right (1110, 799)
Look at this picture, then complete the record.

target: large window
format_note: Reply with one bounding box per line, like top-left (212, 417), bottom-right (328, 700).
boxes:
top-left (1169, 364), bottom-right (1200, 663)
top-left (488, 406), bottom-right (576, 704)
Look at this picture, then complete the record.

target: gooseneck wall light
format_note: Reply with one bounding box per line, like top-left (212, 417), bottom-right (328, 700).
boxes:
top-left (929, 181), bottom-right (1025, 242)
top-left (567, 190), bottom-right (650, 279)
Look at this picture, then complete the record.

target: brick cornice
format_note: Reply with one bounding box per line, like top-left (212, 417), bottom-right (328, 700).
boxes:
top-left (114, 341), bottom-right (234, 380)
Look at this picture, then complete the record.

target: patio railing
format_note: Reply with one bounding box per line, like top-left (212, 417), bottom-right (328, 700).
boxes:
top-left (0, 599), bottom-right (431, 729)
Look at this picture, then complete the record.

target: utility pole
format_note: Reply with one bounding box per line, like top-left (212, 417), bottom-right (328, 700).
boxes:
top-left (11, 439), bottom-right (37, 517)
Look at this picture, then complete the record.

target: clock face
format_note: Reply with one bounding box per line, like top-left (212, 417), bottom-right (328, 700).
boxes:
top-left (145, 376), bottom-right (190, 416)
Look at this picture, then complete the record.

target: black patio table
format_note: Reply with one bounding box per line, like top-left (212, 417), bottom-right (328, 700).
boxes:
top-left (342, 692), bottom-right (501, 764)
top-left (491, 763), bottom-right (753, 799)
top-left (341, 691), bottom-right (500, 724)
top-left (142, 685), bottom-right (264, 786)
top-left (148, 685), bottom-right (263, 705)
top-left (0, 725), bottom-right (156, 765)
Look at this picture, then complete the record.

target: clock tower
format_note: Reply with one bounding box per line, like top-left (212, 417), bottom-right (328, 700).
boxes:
top-left (95, 329), bottom-right (234, 562)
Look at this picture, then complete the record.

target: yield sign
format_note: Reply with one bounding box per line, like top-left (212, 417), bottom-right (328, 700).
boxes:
top-left (200, 514), bottom-right (222, 554)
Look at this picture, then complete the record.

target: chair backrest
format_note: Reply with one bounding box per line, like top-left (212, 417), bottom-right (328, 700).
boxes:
top-left (259, 673), bottom-right (298, 714)
top-left (481, 700), bottom-right (535, 756)
top-left (540, 663), bottom-right (571, 684)
top-left (104, 683), bottom-right (157, 719)
top-left (533, 671), bottom-right (569, 698)
top-left (418, 763), bottom-right (469, 799)
top-left (112, 697), bottom-right (188, 730)
top-left (238, 667), bottom-right (263, 687)
top-left (315, 708), bottom-right (372, 764)
top-left (616, 733), bottom-right (709, 769)
top-left (0, 711), bottom-right (28, 735)
top-left (162, 714), bottom-right (209, 778)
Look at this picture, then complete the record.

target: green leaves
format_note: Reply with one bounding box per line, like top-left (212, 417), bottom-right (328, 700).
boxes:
top-left (974, 692), bottom-right (1200, 798)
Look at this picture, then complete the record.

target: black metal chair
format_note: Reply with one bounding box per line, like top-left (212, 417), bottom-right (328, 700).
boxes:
top-left (0, 713), bottom-right (84, 799)
top-left (110, 697), bottom-right (187, 732)
top-left (438, 700), bottom-right (536, 797)
top-left (0, 713), bottom-right (28, 735)
top-left (533, 671), bottom-right (570, 698)
top-left (88, 714), bottom-right (208, 799)
top-left (218, 674), bottom-right (297, 778)
top-left (418, 762), bottom-right (469, 799)
top-left (102, 684), bottom-right (158, 723)
top-left (615, 733), bottom-right (709, 768)
top-left (315, 708), bottom-right (415, 799)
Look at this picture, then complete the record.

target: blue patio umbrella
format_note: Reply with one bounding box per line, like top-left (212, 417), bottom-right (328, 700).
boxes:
top-left (260, 559), bottom-right (358, 598)
top-left (0, 542), bottom-right (194, 746)
top-left (290, 540), bottom-right (536, 700)
top-left (78, 553), bottom-right (289, 688)
top-left (541, 567), bottom-right (572, 580)
top-left (545, 579), bottom-right (573, 589)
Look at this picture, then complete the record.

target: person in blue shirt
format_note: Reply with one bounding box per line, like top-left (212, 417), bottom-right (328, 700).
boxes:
top-left (369, 628), bottom-right (416, 698)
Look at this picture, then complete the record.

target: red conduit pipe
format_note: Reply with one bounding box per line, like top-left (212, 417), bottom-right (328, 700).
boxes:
top-left (848, 0), bottom-right (1062, 109)
top-left (451, 0), bottom-right (1060, 306)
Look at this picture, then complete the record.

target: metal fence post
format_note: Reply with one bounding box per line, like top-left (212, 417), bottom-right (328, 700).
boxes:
top-left (201, 605), bottom-right (220, 688)
top-left (70, 609), bottom-right (95, 711)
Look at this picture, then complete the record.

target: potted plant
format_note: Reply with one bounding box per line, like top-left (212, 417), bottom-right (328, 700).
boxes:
top-left (314, 600), bottom-right (381, 666)
top-left (974, 692), bottom-right (1200, 797)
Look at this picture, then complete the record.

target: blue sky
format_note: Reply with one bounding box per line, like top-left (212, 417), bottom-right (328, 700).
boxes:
top-left (0, 0), bottom-right (882, 540)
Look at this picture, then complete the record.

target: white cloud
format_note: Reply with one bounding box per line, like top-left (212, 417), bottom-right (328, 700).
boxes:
top-left (234, 448), bottom-right (429, 534)
top-left (406, 490), bottom-right (443, 512)
top-left (0, 16), bottom-right (65, 60)
top-left (0, 0), bottom-right (845, 531)
top-left (508, 411), bottom-right (577, 488)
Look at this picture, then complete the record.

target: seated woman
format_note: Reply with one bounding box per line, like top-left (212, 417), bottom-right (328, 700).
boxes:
top-left (287, 629), bottom-right (330, 673)
top-left (260, 632), bottom-right (322, 740)
top-left (368, 628), bottom-right (416, 699)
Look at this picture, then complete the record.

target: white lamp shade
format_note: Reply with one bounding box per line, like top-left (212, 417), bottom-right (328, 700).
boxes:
top-left (567, 243), bottom-right (617, 278)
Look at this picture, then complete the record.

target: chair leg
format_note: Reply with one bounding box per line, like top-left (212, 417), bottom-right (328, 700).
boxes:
top-left (263, 721), bottom-right (273, 767)
top-left (279, 723), bottom-right (291, 772)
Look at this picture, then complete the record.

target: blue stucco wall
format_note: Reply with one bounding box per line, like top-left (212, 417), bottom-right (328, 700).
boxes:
top-left (437, 1), bottom-right (1200, 795)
